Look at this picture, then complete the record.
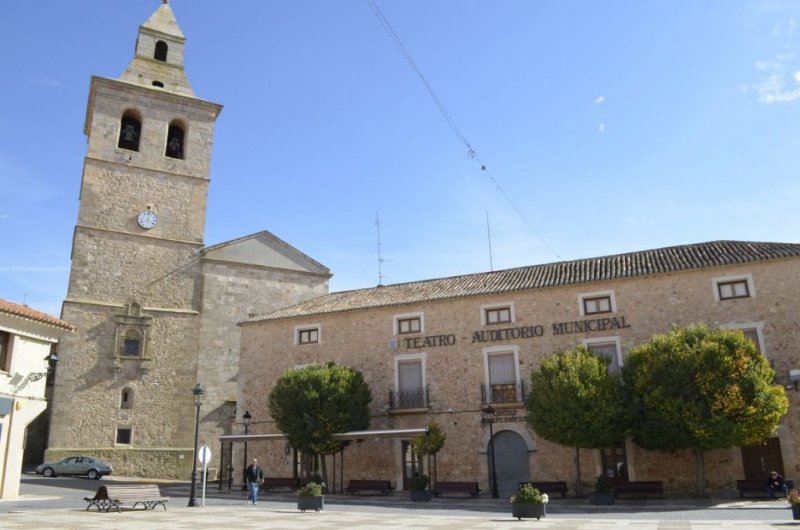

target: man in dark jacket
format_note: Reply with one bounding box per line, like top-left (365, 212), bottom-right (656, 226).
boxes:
top-left (245, 457), bottom-right (264, 504)
top-left (766, 470), bottom-right (788, 499)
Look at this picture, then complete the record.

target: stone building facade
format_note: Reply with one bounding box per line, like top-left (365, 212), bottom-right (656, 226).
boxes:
top-left (238, 241), bottom-right (800, 496)
top-left (48, 4), bottom-right (330, 478)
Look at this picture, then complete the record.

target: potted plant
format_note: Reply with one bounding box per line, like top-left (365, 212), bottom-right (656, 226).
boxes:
top-left (788, 489), bottom-right (800, 520)
top-left (589, 474), bottom-right (615, 505)
top-left (297, 481), bottom-right (324, 512)
top-left (510, 483), bottom-right (548, 520)
top-left (410, 473), bottom-right (432, 502)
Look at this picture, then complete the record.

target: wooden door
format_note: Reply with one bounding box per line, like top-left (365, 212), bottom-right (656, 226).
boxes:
top-left (741, 437), bottom-right (784, 480)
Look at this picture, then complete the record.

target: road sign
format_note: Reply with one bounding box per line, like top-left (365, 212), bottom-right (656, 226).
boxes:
top-left (198, 445), bottom-right (212, 465)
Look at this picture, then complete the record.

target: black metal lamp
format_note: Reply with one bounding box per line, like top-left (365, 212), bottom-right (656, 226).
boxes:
top-left (482, 405), bottom-right (499, 498)
top-left (241, 410), bottom-right (252, 490)
top-left (187, 383), bottom-right (205, 507)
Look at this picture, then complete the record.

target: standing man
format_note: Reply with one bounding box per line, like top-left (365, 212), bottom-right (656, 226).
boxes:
top-left (245, 457), bottom-right (264, 504)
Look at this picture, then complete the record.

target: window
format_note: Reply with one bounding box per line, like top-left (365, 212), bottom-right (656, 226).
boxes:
top-left (718, 280), bottom-right (749, 300)
top-left (481, 303), bottom-right (514, 325)
top-left (722, 322), bottom-right (765, 354)
top-left (712, 274), bottom-right (755, 302)
top-left (396, 358), bottom-right (425, 408)
top-left (154, 40), bottom-right (168, 62)
top-left (152, 81), bottom-right (164, 88)
top-left (578, 290), bottom-right (616, 316)
top-left (118, 111), bottom-right (141, 151)
top-left (394, 313), bottom-right (423, 335)
top-left (0, 331), bottom-right (9, 372)
top-left (121, 387), bottom-right (134, 410)
top-left (165, 121), bottom-right (185, 159)
top-left (122, 330), bottom-right (141, 357)
top-left (484, 347), bottom-right (520, 403)
top-left (116, 427), bottom-right (132, 444)
top-left (296, 326), bottom-right (320, 345)
top-left (584, 338), bottom-right (622, 373)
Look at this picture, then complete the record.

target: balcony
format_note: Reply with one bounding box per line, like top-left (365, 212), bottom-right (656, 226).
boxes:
top-left (481, 381), bottom-right (525, 404)
top-left (389, 386), bottom-right (430, 411)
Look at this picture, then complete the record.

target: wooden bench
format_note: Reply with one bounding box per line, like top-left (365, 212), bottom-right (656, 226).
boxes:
top-left (84, 484), bottom-right (169, 512)
top-left (432, 481), bottom-right (481, 497)
top-left (345, 479), bottom-right (393, 496)
top-left (737, 479), bottom-right (795, 498)
top-left (519, 481), bottom-right (568, 498)
top-left (261, 477), bottom-right (304, 492)
top-left (613, 481), bottom-right (664, 498)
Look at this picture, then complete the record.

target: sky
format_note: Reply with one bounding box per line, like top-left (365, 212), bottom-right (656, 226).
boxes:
top-left (1, 1), bottom-right (799, 317)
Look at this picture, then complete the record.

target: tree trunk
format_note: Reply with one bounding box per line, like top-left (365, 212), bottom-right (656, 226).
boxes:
top-left (695, 449), bottom-right (706, 497)
top-left (575, 446), bottom-right (583, 496)
top-left (320, 454), bottom-right (329, 491)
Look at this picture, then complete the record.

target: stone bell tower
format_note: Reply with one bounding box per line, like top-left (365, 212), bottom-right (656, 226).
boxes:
top-left (48, 2), bottom-right (224, 477)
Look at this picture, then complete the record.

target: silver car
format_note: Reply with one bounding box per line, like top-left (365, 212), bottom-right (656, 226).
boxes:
top-left (35, 456), bottom-right (113, 480)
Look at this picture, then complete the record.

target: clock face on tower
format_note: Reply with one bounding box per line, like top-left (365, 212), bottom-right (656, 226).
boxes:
top-left (137, 210), bottom-right (157, 229)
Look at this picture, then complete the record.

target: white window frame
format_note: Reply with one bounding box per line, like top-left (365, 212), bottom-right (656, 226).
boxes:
top-left (582, 336), bottom-right (623, 372)
top-left (482, 345), bottom-right (521, 402)
top-left (295, 324), bottom-right (321, 345)
top-left (712, 273), bottom-right (755, 302)
top-left (480, 302), bottom-right (515, 326)
top-left (720, 321), bottom-right (766, 355)
top-left (578, 289), bottom-right (616, 316)
top-left (394, 352), bottom-right (427, 407)
top-left (393, 312), bottom-right (425, 336)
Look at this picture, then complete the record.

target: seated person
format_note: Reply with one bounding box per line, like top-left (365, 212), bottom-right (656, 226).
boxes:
top-left (766, 471), bottom-right (788, 499)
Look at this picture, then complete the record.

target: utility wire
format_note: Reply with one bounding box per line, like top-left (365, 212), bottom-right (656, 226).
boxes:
top-left (366, 0), bottom-right (560, 260)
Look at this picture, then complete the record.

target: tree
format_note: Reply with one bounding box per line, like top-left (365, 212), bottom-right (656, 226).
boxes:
top-left (410, 421), bottom-right (446, 487)
top-left (525, 346), bottom-right (627, 495)
top-left (622, 324), bottom-right (789, 497)
top-left (268, 362), bottom-right (372, 484)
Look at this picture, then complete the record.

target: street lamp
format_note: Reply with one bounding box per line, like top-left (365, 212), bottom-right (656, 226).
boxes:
top-left (241, 410), bottom-right (252, 490)
top-left (188, 383), bottom-right (205, 507)
top-left (482, 405), bottom-right (499, 498)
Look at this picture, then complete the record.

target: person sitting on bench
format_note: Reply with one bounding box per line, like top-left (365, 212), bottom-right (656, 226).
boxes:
top-left (766, 471), bottom-right (788, 499)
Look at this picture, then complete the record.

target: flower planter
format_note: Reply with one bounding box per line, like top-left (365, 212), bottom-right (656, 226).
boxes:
top-left (511, 502), bottom-right (546, 520)
top-left (410, 490), bottom-right (432, 502)
top-left (792, 504), bottom-right (800, 520)
top-left (297, 495), bottom-right (324, 512)
top-left (589, 492), bottom-right (616, 505)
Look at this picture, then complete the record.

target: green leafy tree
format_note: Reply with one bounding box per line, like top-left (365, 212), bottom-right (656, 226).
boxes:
top-left (622, 324), bottom-right (789, 497)
top-left (410, 421), bottom-right (446, 487)
top-left (268, 362), bottom-right (372, 484)
top-left (525, 346), bottom-right (627, 495)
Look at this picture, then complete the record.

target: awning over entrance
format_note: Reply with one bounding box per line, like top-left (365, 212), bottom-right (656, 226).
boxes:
top-left (218, 427), bottom-right (427, 444)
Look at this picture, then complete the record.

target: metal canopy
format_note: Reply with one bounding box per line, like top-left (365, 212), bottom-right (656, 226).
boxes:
top-left (218, 427), bottom-right (427, 444)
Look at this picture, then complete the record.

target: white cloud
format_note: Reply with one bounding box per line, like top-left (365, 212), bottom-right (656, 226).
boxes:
top-left (593, 96), bottom-right (605, 104)
top-left (596, 121), bottom-right (606, 133)
top-left (751, 17), bottom-right (800, 103)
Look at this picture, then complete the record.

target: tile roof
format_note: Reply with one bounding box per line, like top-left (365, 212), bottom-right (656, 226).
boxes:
top-left (0, 299), bottom-right (74, 331)
top-left (241, 241), bottom-right (800, 325)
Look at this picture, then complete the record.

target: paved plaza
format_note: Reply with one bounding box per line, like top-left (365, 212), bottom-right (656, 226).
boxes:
top-left (1, 475), bottom-right (798, 529)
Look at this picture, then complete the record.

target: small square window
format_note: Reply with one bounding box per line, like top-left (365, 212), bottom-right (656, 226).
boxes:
top-left (397, 317), bottom-right (421, 334)
top-left (583, 296), bottom-right (612, 315)
top-left (718, 280), bottom-right (749, 300)
top-left (116, 428), bottom-right (132, 444)
top-left (485, 306), bottom-right (512, 325)
top-left (298, 328), bottom-right (319, 344)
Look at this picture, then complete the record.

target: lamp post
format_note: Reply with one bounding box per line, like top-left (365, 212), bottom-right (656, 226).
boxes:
top-left (188, 383), bottom-right (205, 507)
top-left (482, 405), bottom-right (499, 498)
top-left (241, 410), bottom-right (251, 490)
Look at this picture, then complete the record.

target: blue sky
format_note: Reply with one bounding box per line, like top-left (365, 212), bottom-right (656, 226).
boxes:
top-left (1, 1), bottom-right (799, 317)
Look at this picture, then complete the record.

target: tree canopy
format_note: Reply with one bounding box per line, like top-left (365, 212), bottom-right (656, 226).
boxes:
top-left (622, 323), bottom-right (789, 495)
top-left (268, 362), bottom-right (372, 457)
top-left (526, 345), bottom-right (627, 449)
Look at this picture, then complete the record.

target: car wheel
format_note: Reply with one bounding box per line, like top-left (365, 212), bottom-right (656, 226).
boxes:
top-left (87, 469), bottom-right (100, 480)
top-left (42, 468), bottom-right (55, 478)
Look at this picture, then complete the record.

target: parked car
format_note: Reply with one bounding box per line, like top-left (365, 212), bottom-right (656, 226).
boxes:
top-left (35, 456), bottom-right (113, 480)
